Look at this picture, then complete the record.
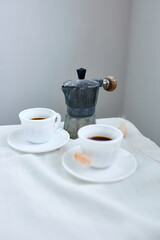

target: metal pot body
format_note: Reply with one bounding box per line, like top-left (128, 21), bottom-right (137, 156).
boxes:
top-left (62, 86), bottom-right (99, 117)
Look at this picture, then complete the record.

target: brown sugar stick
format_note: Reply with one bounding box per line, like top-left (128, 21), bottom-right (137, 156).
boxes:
top-left (73, 152), bottom-right (93, 165)
top-left (119, 121), bottom-right (128, 138)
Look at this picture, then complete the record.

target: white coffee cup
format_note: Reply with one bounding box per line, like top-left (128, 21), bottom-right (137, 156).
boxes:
top-left (19, 108), bottom-right (61, 143)
top-left (78, 124), bottom-right (123, 168)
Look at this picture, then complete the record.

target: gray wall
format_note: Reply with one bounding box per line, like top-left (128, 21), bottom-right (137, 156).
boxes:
top-left (1, 0), bottom-right (159, 146)
top-left (0, 0), bottom-right (131, 124)
top-left (123, 0), bottom-right (160, 146)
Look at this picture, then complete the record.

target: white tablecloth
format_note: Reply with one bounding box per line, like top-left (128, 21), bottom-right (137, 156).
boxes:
top-left (0, 118), bottom-right (160, 240)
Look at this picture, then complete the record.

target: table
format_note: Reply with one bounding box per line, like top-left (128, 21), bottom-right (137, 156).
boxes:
top-left (0, 118), bottom-right (160, 240)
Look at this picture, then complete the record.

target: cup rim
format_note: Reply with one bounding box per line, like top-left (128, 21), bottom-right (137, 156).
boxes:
top-left (19, 108), bottom-right (57, 123)
top-left (78, 124), bottom-right (123, 144)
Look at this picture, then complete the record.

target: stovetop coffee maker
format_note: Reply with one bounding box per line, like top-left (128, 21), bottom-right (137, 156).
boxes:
top-left (62, 68), bottom-right (117, 139)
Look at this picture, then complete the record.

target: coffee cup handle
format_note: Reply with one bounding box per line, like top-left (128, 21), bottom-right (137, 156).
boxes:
top-left (54, 113), bottom-right (61, 130)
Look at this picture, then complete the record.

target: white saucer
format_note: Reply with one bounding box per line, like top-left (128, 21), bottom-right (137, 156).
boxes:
top-left (62, 146), bottom-right (137, 183)
top-left (7, 128), bottom-right (70, 153)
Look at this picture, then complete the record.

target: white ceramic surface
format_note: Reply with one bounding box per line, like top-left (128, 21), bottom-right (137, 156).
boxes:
top-left (7, 128), bottom-right (69, 153)
top-left (19, 108), bottom-right (61, 143)
top-left (62, 146), bottom-right (137, 183)
top-left (78, 124), bottom-right (123, 168)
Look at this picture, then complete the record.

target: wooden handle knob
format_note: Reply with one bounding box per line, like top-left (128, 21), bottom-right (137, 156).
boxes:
top-left (103, 76), bottom-right (117, 92)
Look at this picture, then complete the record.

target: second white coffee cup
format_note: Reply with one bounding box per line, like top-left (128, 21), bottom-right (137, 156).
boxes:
top-left (78, 124), bottom-right (123, 168)
top-left (19, 108), bottom-right (61, 144)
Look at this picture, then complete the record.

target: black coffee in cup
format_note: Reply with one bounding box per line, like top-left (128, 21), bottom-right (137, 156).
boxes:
top-left (31, 118), bottom-right (46, 120)
top-left (88, 136), bottom-right (112, 141)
